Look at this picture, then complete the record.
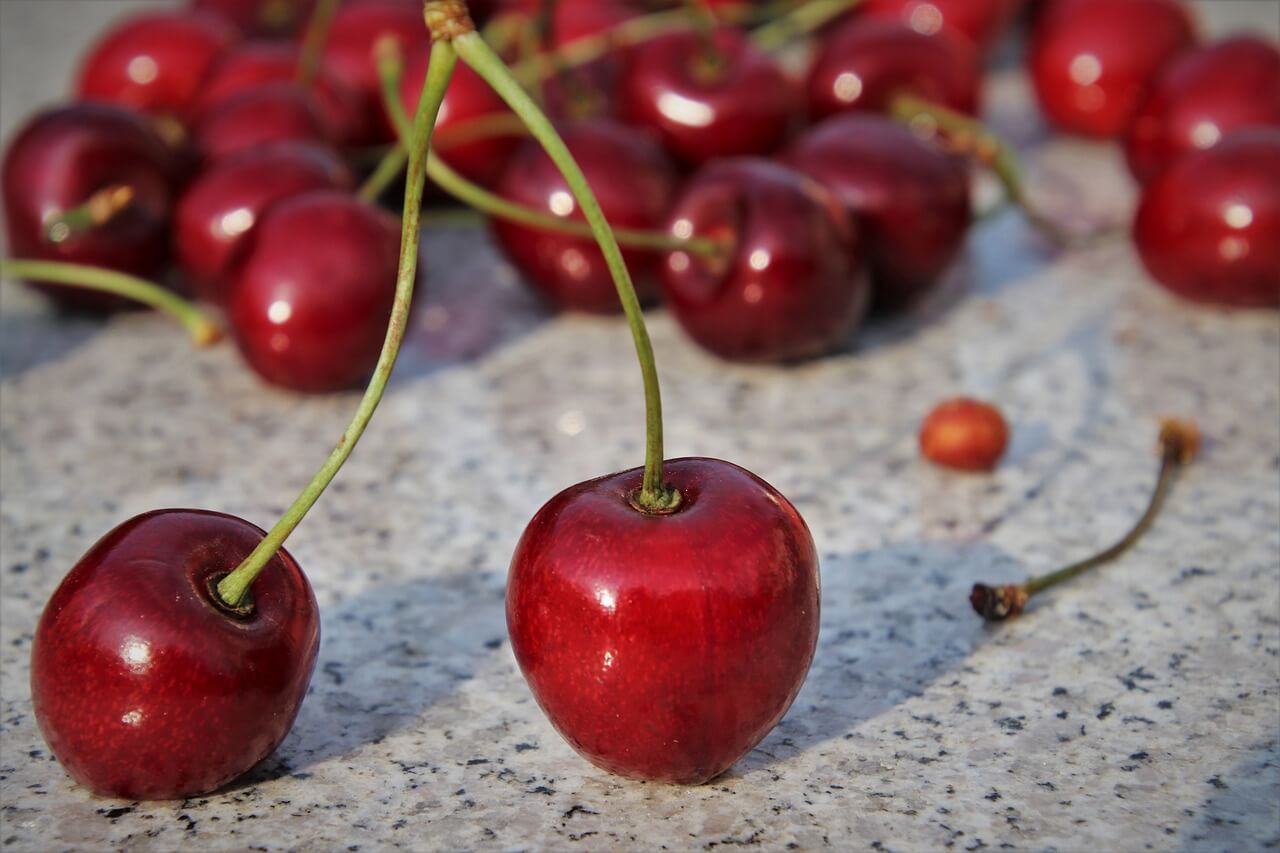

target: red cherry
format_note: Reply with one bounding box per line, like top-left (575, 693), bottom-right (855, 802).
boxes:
top-left (30, 509), bottom-right (319, 800)
top-left (75, 11), bottom-right (238, 122)
top-left (192, 83), bottom-right (333, 163)
top-left (807, 18), bottom-right (981, 121)
top-left (1028, 0), bottom-right (1196, 139)
top-left (919, 397), bottom-right (1009, 471)
top-left (660, 159), bottom-right (868, 362)
top-left (1125, 35), bottom-right (1280, 184)
top-left (859, 0), bottom-right (1024, 53)
top-left (227, 190), bottom-right (410, 391)
top-left (1133, 128), bottom-right (1280, 309)
top-left (174, 142), bottom-right (352, 300)
top-left (1, 104), bottom-right (178, 311)
top-left (491, 120), bottom-right (676, 314)
top-left (619, 27), bottom-right (799, 165)
top-left (191, 0), bottom-right (317, 37)
top-left (507, 457), bottom-right (819, 784)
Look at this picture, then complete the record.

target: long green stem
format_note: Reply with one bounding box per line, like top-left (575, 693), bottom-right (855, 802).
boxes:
top-left (752, 0), bottom-right (862, 51)
top-left (216, 40), bottom-right (459, 608)
top-left (510, 8), bottom-right (698, 84)
top-left (295, 0), bottom-right (340, 86)
top-left (0, 259), bottom-right (221, 346)
top-left (454, 28), bottom-right (677, 511)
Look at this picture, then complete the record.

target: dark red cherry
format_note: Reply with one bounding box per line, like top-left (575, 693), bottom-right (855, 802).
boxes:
top-left (191, 0), bottom-right (316, 37)
top-left (507, 457), bottom-right (820, 784)
top-left (660, 159), bottom-right (868, 362)
top-left (30, 509), bottom-right (319, 800)
top-left (1133, 128), bottom-right (1280, 309)
top-left (192, 83), bottom-right (333, 163)
top-left (491, 120), bottom-right (675, 314)
top-left (807, 18), bottom-right (981, 121)
top-left (619, 27), bottom-right (799, 165)
top-left (537, 0), bottom-right (638, 120)
top-left (1125, 35), bottom-right (1280, 184)
top-left (75, 10), bottom-right (237, 123)
top-left (174, 142), bottom-right (352, 301)
top-left (1, 104), bottom-right (177, 311)
top-left (1028, 0), bottom-right (1196, 139)
top-left (859, 0), bottom-right (1024, 53)
top-left (783, 113), bottom-right (971, 311)
top-left (227, 190), bottom-right (409, 392)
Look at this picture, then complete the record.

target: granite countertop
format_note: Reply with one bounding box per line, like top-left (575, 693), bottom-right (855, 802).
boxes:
top-left (1, 2), bottom-right (1277, 850)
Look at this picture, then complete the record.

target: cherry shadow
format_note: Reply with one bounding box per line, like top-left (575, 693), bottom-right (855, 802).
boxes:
top-left (0, 310), bottom-right (104, 380)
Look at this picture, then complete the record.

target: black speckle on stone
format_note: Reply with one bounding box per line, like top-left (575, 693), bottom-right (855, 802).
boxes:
top-left (1207, 776), bottom-right (1229, 790)
top-left (8, 563), bottom-right (28, 575)
top-left (1157, 700), bottom-right (1175, 710)
top-left (1097, 703), bottom-right (1115, 720)
top-left (515, 742), bottom-right (538, 752)
top-left (995, 717), bottom-right (1025, 734)
top-left (99, 806), bottom-right (134, 819)
top-left (1056, 711), bottom-right (1069, 720)
top-left (564, 804), bottom-right (597, 820)
top-left (391, 820), bottom-right (407, 831)
top-left (1052, 687), bottom-right (1068, 696)
top-left (1130, 752), bottom-right (1150, 760)
top-left (484, 638), bottom-right (503, 650)
top-left (984, 790), bottom-right (1001, 802)
top-left (1037, 781), bottom-right (1056, 791)
top-left (466, 758), bottom-right (489, 766)
top-left (529, 785), bottom-right (555, 795)
top-left (322, 662), bottom-right (344, 686)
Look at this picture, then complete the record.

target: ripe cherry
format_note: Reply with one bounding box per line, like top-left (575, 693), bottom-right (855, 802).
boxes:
top-left (1125, 35), bottom-right (1280, 185)
top-left (919, 397), bottom-right (1010, 471)
top-left (783, 113), bottom-right (971, 311)
top-left (192, 84), bottom-right (333, 163)
top-left (191, 0), bottom-right (316, 38)
top-left (30, 509), bottom-right (319, 800)
top-left (491, 119), bottom-right (675, 313)
top-left (1028, 0), bottom-right (1196, 138)
top-left (660, 158), bottom-right (868, 362)
top-left (507, 457), bottom-right (819, 784)
top-left (227, 190), bottom-right (409, 392)
top-left (858, 0), bottom-right (1024, 53)
top-left (1133, 128), bottom-right (1280, 309)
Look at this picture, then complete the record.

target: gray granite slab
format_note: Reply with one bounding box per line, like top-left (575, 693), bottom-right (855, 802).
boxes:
top-left (1, 2), bottom-right (1278, 851)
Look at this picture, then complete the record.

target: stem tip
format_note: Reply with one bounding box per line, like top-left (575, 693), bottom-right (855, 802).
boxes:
top-left (970, 582), bottom-right (1029, 622)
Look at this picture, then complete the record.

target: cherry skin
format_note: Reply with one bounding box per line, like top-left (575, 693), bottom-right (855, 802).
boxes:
top-left (191, 0), bottom-right (316, 38)
top-left (30, 509), bottom-right (319, 800)
top-left (507, 457), bottom-right (820, 785)
top-left (75, 10), bottom-right (238, 123)
top-left (1132, 128), bottom-right (1280, 309)
top-left (491, 120), bottom-right (675, 314)
top-left (1125, 35), bottom-right (1280, 185)
top-left (660, 159), bottom-right (868, 362)
top-left (1028, 0), bottom-right (1197, 139)
top-left (227, 190), bottom-right (410, 392)
top-left (858, 0), bottom-right (1024, 53)
top-left (783, 113), bottom-right (971, 311)
top-left (619, 27), bottom-right (799, 165)
top-left (919, 397), bottom-right (1010, 471)
top-left (807, 18), bottom-right (981, 121)
top-left (192, 84), bottom-right (333, 163)
top-left (174, 142), bottom-right (352, 301)
top-left (1, 103), bottom-right (178, 312)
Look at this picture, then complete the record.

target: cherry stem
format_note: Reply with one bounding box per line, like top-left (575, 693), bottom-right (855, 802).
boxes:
top-left (0, 259), bottom-right (221, 346)
top-left (43, 184), bottom-right (135, 243)
top-left (971, 419), bottom-right (1201, 622)
top-left (751, 0), bottom-right (862, 51)
top-left (215, 32), bottom-right (459, 609)
top-left (295, 0), bottom-right (340, 87)
top-left (452, 23), bottom-right (679, 511)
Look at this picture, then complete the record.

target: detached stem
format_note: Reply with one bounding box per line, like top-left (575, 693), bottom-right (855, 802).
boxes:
top-left (216, 38), bottom-right (459, 608)
top-left (751, 0), bottom-right (862, 51)
top-left (0, 259), bottom-right (221, 346)
top-left (295, 0), bottom-right (341, 86)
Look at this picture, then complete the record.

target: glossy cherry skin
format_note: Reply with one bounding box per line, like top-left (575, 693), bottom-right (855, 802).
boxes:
top-left (919, 397), bottom-right (1009, 471)
top-left (1028, 0), bottom-right (1196, 139)
top-left (192, 84), bottom-right (333, 163)
top-left (1, 104), bottom-right (178, 311)
top-left (661, 159), bottom-right (868, 362)
top-left (1125, 35), bottom-right (1280, 185)
top-left (191, 0), bottom-right (316, 37)
top-left (491, 120), bottom-right (675, 313)
top-left (75, 11), bottom-right (237, 123)
top-left (227, 190), bottom-right (409, 391)
top-left (783, 113), bottom-right (971, 311)
top-left (174, 142), bottom-right (352, 301)
top-left (807, 18), bottom-right (981, 121)
top-left (619, 27), bottom-right (799, 165)
top-left (30, 509), bottom-right (320, 800)
top-left (1133, 128), bottom-right (1280, 308)
top-left (507, 457), bottom-right (820, 785)
top-left (859, 0), bottom-right (1024, 53)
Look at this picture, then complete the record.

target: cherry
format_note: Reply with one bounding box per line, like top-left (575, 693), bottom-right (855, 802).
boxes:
top-left (919, 397), bottom-right (1009, 471)
top-left (1125, 35), bottom-right (1280, 185)
top-left (783, 113), bottom-right (971, 311)
top-left (858, 0), bottom-right (1024, 53)
top-left (192, 83), bottom-right (334, 163)
top-left (619, 27), bottom-right (799, 165)
top-left (30, 509), bottom-right (319, 800)
top-left (1028, 0), bottom-right (1196, 139)
top-left (192, 0), bottom-right (317, 38)
top-left (807, 17), bottom-right (981, 121)
top-left (75, 10), bottom-right (238, 123)
top-left (507, 457), bottom-right (819, 784)
top-left (174, 142), bottom-right (353, 301)
top-left (1132, 128), bottom-right (1280, 309)
top-left (660, 159), bottom-right (868, 362)
top-left (227, 189), bottom-right (409, 391)
top-left (1, 103), bottom-right (178, 311)
top-left (491, 119), bottom-right (675, 313)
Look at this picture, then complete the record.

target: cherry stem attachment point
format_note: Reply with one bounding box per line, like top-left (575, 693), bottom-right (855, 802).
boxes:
top-left (215, 32), bottom-right (459, 609)
top-left (751, 0), bottom-right (862, 52)
top-left (43, 184), bottom-right (135, 243)
top-left (971, 419), bottom-right (1201, 622)
top-left (0, 258), bottom-right (221, 346)
top-left (295, 0), bottom-right (340, 87)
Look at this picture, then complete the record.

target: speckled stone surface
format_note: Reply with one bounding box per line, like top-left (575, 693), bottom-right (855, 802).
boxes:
top-left (2, 2), bottom-right (1279, 851)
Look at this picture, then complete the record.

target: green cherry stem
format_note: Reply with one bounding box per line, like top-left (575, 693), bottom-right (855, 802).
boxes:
top-left (42, 184), bottom-right (135, 243)
top-left (0, 259), bottom-right (221, 346)
top-left (215, 35), bottom-right (459, 608)
top-left (751, 0), bottom-right (862, 51)
top-left (451, 21), bottom-right (678, 511)
top-left (295, 0), bottom-right (341, 86)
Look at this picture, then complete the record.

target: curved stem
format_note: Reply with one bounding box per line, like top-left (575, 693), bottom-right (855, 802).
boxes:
top-left (216, 40), bottom-right (459, 608)
top-left (510, 8), bottom-right (699, 84)
top-left (0, 259), bottom-right (221, 346)
top-left (43, 185), bottom-right (135, 244)
top-left (752, 0), bottom-right (862, 51)
top-left (357, 146), bottom-right (408, 202)
top-left (453, 28), bottom-right (678, 511)
top-left (295, 0), bottom-right (340, 87)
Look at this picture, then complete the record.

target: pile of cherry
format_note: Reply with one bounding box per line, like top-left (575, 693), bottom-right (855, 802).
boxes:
top-left (4, 0), bottom-right (1277, 396)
